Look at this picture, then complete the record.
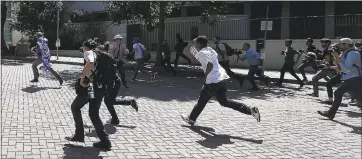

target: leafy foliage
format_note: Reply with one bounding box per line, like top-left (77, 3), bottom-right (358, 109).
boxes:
top-left (105, 1), bottom-right (228, 30)
top-left (11, 1), bottom-right (64, 36)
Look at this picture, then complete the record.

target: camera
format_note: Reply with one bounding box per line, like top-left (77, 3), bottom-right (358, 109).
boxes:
top-left (84, 78), bottom-right (95, 99)
top-left (233, 49), bottom-right (243, 55)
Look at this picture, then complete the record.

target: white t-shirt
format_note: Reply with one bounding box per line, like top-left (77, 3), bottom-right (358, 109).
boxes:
top-left (83, 50), bottom-right (97, 78)
top-left (216, 43), bottom-right (229, 61)
top-left (195, 47), bottom-right (230, 84)
top-left (133, 43), bottom-right (146, 59)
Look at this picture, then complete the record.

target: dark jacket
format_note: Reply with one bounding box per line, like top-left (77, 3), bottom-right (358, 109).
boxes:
top-left (159, 44), bottom-right (171, 59)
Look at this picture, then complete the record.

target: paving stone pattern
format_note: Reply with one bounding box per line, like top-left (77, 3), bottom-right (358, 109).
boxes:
top-left (1, 59), bottom-right (361, 159)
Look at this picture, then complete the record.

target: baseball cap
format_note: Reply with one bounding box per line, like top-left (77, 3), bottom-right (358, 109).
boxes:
top-left (339, 38), bottom-right (353, 44)
top-left (114, 34), bottom-right (123, 40)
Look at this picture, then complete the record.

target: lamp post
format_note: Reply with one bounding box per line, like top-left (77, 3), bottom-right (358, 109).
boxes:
top-left (56, 1), bottom-right (62, 60)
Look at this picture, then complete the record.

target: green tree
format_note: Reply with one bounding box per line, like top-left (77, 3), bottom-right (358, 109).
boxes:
top-left (10, 1), bottom-right (65, 50)
top-left (105, 1), bottom-right (228, 65)
top-left (1, 2), bottom-right (10, 56)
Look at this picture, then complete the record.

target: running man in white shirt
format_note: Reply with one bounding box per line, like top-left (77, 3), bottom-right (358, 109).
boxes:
top-left (181, 36), bottom-right (260, 125)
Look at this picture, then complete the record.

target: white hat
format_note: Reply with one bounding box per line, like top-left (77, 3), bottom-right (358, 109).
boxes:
top-left (114, 34), bottom-right (123, 40)
top-left (339, 38), bottom-right (353, 44)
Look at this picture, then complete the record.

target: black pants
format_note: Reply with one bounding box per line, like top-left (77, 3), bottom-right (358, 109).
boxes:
top-left (328, 77), bottom-right (362, 114)
top-left (298, 61), bottom-right (318, 81)
top-left (312, 69), bottom-right (336, 95)
top-left (247, 65), bottom-right (270, 89)
top-left (174, 51), bottom-right (191, 67)
top-left (326, 73), bottom-right (342, 98)
top-left (279, 63), bottom-right (303, 84)
top-left (71, 88), bottom-right (108, 141)
top-left (104, 80), bottom-right (134, 120)
top-left (219, 61), bottom-right (244, 85)
top-left (117, 61), bottom-right (127, 85)
top-left (132, 58), bottom-right (153, 80)
top-left (189, 80), bottom-right (252, 121)
top-left (161, 57), bottom-right (176, 75)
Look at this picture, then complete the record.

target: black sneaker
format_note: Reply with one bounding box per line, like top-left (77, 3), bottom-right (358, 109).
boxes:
top-left (249, 87), bottom-right (260, 91)
top-left (264, 77), bottom-right (271, 86)
top-left (129, 77), bottom-right (136, 83)
top-left (307, 92), bottom-right (319, 97)
top-left (131, 99), bottom-right (139, 112)
top-left (321, 100), bottom-right (333, 105)
top-left (123, 83), bottom-right (129, 89)
top-left (65, 134), bottom-right (84, 142)
top-left (59, 79), bottom-right (64, 86)
top-left (299, 82), bottom-right (305, 88)
top-left (181, 115), bottom-right (195, 126)
top-left (107, 118), bottom-right (120, 125)
top-left (151, 72), bottom-right (157, 81)
top-left (30, 79), bottom-right (39, 83)
top-left (93, 140), bottom-right (112, 150)
top-left (250, 107), bottom-right (261, 122)
top-left (317, 110), bottom-right (335, 120)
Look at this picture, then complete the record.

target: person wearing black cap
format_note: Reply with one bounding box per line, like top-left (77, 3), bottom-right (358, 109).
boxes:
top-left (308, 38), bottom-right (336, 97)
top-left (277, 39), bottom-right (305, 87)
top-left (298, 38), bottom-right (320, 83)
top-left (181, 36), bottom-right (261, 126)
top-left (174, 33), bottom-right (192, 68)
top-left (66, 39), bottom-right (112, 150)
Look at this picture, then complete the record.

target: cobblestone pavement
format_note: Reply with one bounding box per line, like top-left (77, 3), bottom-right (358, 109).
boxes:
top-left (1, 59), bottom-right (361, 159)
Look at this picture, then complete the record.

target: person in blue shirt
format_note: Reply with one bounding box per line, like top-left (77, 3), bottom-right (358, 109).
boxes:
top-left (318, 38), bottom-right (362, 120)
top-left (239, 43), bottom-right (270, 91)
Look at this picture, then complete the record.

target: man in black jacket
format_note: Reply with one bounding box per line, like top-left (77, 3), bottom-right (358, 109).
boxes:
top-left (174, 33), bottom-right (191, 67)
top-left (277, 39), bottom-right (305, 87)
top-left (298, 38), bottom-right (320, 82)
top-left (159, 40), bottom-right (176, 76)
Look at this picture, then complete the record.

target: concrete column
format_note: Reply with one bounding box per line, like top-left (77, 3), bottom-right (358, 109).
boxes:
top-left (244, 2), bottom-right (251, 39)
top-left (181, 7), bottom-right (187, 17)
top-left (281, 1), bottom-right (290, 39)
top-left (324, 1), bottom-right (335, 39)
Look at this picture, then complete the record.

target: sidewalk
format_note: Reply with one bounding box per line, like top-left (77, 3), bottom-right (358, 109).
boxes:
top-left (2, 55), bottom-right (325, 85)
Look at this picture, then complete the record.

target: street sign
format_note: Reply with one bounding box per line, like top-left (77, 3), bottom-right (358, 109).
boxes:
top-left (56, 39), bottom-right (60, 47)
top-left (260, 21), bottom-right (273, 31)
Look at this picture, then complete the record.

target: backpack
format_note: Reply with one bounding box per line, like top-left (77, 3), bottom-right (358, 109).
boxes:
top-left (343, 48), bottom-right (362, 76)
top-left (217, 42), bottom-right (234, 56)
top-left (91, 51), bottom-right (120, 87)
top-left (137, 43), bottom-right (151, 62)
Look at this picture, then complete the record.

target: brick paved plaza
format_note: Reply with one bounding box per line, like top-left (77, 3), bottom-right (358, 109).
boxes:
top-left (1, 59), bottom-right (361, 159)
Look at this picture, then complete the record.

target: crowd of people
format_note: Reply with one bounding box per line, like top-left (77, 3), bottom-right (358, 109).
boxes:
top-left (29, 32), bottom-right (362, 150)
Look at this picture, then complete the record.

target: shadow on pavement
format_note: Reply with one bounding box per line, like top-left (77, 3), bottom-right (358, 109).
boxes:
top-left (182, 125), bottom-right (263, 149)
top-left (332, 120), bottom-right (362, 135)
top-left (21, 85), bottom-right (61, 93)
top-left (85, 123), bottom-right (136, 137)
top-left (62, 144), bottom-right (104, 159)
top-left (1, 59), bottom-right (30, 66)
top-left (343, 110), bottom-right (362, 118)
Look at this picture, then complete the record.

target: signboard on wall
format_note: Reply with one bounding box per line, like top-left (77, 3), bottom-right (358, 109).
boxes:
top-left (260, 21), bottom-right (273, 31)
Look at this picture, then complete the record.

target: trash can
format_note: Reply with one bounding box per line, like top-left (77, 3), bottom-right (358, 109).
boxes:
top-left (15, 37), bottom-right (32, 56)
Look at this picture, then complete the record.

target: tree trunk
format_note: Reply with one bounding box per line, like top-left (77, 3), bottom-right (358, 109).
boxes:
top-left (155, 1), bottom-right (165, 66)
top-left (1, 2), bottom-right (9, 56)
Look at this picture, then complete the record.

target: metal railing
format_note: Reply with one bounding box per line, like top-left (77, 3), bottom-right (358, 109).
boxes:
top-left (134, 14), bottom-right (362, 50)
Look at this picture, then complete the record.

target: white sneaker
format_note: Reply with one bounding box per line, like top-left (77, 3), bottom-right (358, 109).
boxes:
top-left (250, 107), bottom-right (260, 122)
top-left (181, 115), bottom-right (195, 126)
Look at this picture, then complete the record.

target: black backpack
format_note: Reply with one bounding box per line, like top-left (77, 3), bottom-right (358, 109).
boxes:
top-left (91, 51), bottom-right (120, 87)
top-left (217, 42), bottom-right (234, 56)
